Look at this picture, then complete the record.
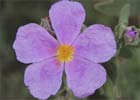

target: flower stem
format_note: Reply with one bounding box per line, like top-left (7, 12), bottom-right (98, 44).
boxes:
top-left (54, 72), bottom-right (88, 100)
top-left (63, 72), bottom-right (88, 100)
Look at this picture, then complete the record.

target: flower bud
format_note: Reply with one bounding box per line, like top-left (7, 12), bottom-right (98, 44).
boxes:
top-left (124, 30), bottom-right (136, 42)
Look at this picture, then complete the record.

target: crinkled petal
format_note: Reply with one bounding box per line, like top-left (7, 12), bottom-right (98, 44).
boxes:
top-left (65, 57), bottom-right (106, 98)
top-left (24, 58), bottom-right (64, 100)
top-left (49, 0), bottom-right (85, 44)
top-left (13, 23), bottom-right (58, 64)
top-left (73, 24), bottom-right (116, 63)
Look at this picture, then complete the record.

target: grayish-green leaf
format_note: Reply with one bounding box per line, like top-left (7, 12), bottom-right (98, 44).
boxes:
top-left (119, 4), bottom-right (130, 25)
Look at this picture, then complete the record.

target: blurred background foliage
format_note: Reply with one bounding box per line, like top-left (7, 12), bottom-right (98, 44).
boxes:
top-left (0, 0), bottom-right (140, 100)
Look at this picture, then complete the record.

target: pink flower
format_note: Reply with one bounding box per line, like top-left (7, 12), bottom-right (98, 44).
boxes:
top-left (13, 0), bottom-right (116, 99)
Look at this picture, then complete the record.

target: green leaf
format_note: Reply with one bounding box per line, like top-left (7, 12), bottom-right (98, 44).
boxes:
top-left (119, 47), bottom-right (133, 58)
top-left (114, 48), bottom-right (140, 100)
top-left (91, 0), bottom-right (139, 17)
top-left (115, 24), bottom-right (126, 39)
top-left (119, 4), bottom-right (130, 25)
top-left (103, 61), bottom-right (117, 83)
top-left (104, 78), bottom-right (119, 100)
top-left (114, 4), bottom-right (130, 40)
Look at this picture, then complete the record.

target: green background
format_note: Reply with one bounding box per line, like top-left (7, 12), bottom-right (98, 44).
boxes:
top-left (0, 0), bottom-right (140, 100)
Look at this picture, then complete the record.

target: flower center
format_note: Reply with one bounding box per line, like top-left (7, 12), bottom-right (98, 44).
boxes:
top-left (57, 45), bottom-right (74, 62)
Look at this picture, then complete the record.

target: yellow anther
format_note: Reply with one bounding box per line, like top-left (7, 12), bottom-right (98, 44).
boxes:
top-left (57, 45), bottom-right (74, 62)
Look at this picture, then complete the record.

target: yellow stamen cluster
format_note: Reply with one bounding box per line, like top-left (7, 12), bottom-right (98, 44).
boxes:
top-left (57, 45), bottom-right (74, 62)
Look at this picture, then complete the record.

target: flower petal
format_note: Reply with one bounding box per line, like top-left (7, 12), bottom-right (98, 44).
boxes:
top-left (65, 57), bottom-right (106, 98)
top-left (73, 24), bottom-right (116, 63)
top-left (49, 0), bottom-right (85, 44)
top-left (13, 23), bottom-right (58, 64)
top-left (24, 58), bottom-right (64, 99)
